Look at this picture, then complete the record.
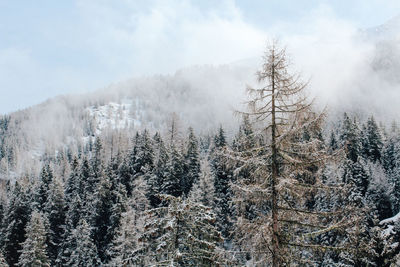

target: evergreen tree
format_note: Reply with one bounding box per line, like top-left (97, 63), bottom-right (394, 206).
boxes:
top-left (189, 158), bottom-right (215, 207)
top-left (329, 130), bottom-right (338, 151)
top-left (141, 195), bottom-right (223, 266)
top-left (67, 219), bottom-right (101, 266)
top-left (33, 165), bottom-right (53, 211)
top-left (18, 211), bottom-right (50, 267)
top-left (383, 137), bottom-right (400, 214)
top-left (91, 173), bottom-right (114, 263)
top-left (130, 131), bottom-right (154, 177)
top-left (1, 182), bottom-right (31, 267)
top-left (382, 136), bottom-right (397, 172)
top-left (162, 144), bottom-right (184, 197)
top-left (389, 165), bottom-right (400, 215)
top-left (57, 195), bottom-right (82, 265)
top-left (148, 133), bottom-right (169, 207)
top-left (109, 178), bottom-right (148, 266)
top-left (64, 157), bottom-right (79, 203)
top-left (43, 177), bottom-right (66, 264)
top-left (214, 126), bottom-right (227, 148)
top-left (339, 113), bottom-right (361, 162)
top-left (362, 116), bottom-right (383, 162)
top-left (182, 127), bottom-right (200, 196)
top-left (233, 115), bottom-right (256, 152)
top-left (211, 126), bottom-right (234, 240)
top-left (91, 137), bottom-right (104, 179)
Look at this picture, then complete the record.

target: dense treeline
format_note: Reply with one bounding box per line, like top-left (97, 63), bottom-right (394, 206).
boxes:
top-left (0, 111), bottom-right (399, 266)
top-left (1, 44), bottom-right (400, 266)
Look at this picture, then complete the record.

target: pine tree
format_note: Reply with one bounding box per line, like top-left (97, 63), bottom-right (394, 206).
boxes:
top-left (67, 219), bottom-right (101, 266)
top-left (64, 157), bottom-right (79, 203)
top-left (109, 204), bottom-right (146, 266)
top-left (33, 165), bottom-right (53, 211)
top-left (329, 130), bottom-right (338, 152)
top-left (182, 127), bottom-right (200, 196)
top-left (362, 116), bottom-right (383, 162)
top-left (189, 158), bottom-right (215, 207)
top-left (233, 115), bottom-right (256, 153)
top-left (382, 136), bottom-right (397, 172)
top-left (141, 195), bottom-right (223, 266)
top-left (91, 137), bottom-right (104, 179)
top-left (91, 173), bottom-right (114, 263)
top-left (57, 194), bottom-right (82, 265)
top-left (211, 126), bottom-right (234, 240)
top-left (383, 137), bottom-right (400, 214)
top-left (109, 179), bottom-right (148, 266)
top-left (43, 177), bottom-right (66, 264)
top-left (162, 144), bottom-right (184, 197)
top-left (1, 182), bottom-right (31, 266)
top-left (148, 133), bottom-right (169, 207)
top-left (18, 211), bottom-right (50, 267)
top-left (339, 113), bottom-right (361, 163)
top-left (130, 131), bottom-right (154, 177)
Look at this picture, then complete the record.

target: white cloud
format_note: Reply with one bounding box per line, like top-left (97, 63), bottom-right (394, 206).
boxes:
top-left (76, 0), bottom-right (267, 76)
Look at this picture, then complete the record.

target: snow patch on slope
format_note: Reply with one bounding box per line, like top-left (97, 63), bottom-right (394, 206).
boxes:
top-left (86, 99), bottom-right (142, 135)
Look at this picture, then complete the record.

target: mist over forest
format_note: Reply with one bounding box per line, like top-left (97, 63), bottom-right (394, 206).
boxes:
top-left (2, 3), bottom-right (400, 267)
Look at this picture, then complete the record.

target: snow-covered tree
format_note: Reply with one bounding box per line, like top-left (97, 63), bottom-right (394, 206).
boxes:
top-left (43, 177), bottom-right (66, 264)
top-left (189, 158), bottom-right (215, 207)
top-left (18, 211), bottom-right (50, 267)
top-left (91, 172), bottom-right (114, 263)
top-left (162, 144), bottom-right (184, 197)
top-left (109, 175), bottom-right (149, 266)
top-left (141, 195), bottom-right (223, 266)
top-left (211, 126), bottom-right (234, 240)
top-left (182, 127), bottom-right (200, 196)
top-left (147, 132), bottom-right (168, 207)
top-left (233, 41), bottom-right (358, 266)
top-left (1, 182), bottom-right (31, 266)
top-left (67, 219), bottom-right (101, 266)
top-left (33, 165), bottom-right (53, 211)
top-left (339, 113), bottom-right (362, 163)
top-left (361, 116), bottom-right (383, 162)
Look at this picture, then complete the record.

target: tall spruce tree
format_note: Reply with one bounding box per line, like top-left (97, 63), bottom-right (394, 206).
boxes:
top-left (211, 126), bottom-right (234, 241)
top-left (17, 211), bottom-right (50, 267)
top-left (91, 173), bottom-right (114, 263)
top-left (140, 195), bottom-right (223, 266)
top-left (162, 144), bottom-right (184, 197)
top-left (43, 177), bottom-right (66, 264)
top-left (1, 182), bottom-right (31, 267)
top-left (33, 165), bottom-right (53, 211)
top-left (109, 179), bottom-right (148, 266)
top-left (182, 127), bottom-right (200, 196)
top-left (148, 132), bottom-right (169, 207)
top-left (339, 113), bottom-right (362, 163)
top-left (67, 219), bottom-right (101, 266)
top-left (362, 116), bottom-right (383, 162)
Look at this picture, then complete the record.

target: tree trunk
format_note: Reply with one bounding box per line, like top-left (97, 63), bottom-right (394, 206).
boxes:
top-left (270, 50), bottom-right (280, 267)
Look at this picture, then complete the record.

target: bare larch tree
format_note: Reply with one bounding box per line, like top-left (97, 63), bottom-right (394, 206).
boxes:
top-left (232, 40), bottom-right (360, 266)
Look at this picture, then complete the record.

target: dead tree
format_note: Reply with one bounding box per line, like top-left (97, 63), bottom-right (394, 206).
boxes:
top-left (232, 41), bottom-right (362, 266)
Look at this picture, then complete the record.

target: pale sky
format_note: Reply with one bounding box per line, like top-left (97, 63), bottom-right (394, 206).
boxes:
top-left (1, 0), bottom-right (400, 114)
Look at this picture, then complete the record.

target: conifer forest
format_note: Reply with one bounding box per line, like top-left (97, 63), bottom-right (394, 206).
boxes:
top-left (1, 41), bottom-right (400, 266)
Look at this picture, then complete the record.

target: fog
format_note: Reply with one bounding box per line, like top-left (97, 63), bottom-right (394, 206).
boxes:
top-left (2, 1), bottom-right (400, 177)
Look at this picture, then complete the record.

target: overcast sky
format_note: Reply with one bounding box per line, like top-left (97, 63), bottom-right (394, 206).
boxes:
top-left (1, 0), bottom-right (400, 114)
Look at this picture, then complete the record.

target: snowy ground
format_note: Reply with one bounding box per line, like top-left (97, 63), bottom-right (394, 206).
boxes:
top-left (86, 99), bottom-right (142, 135)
